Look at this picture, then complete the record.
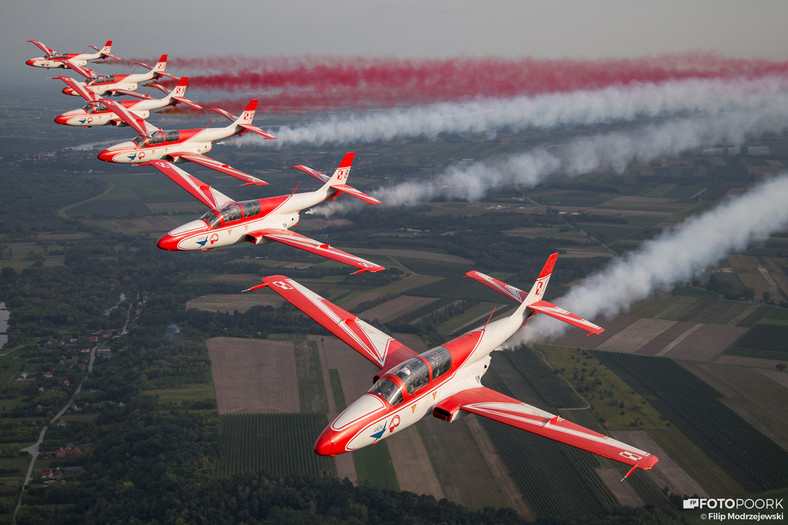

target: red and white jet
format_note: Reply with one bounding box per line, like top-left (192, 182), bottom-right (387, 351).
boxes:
top-left (148, 153), bottom-right (385, 273)
top-left (246, 253), bottom-right (659, 478)
top-left (26, 40), bottom-right (118, 74)
top-left (53, 76), bottom-right (201, 128)
top-left (96, 98), bottom-right (273, 180)
top-left (60, 54), bottom-right (175, 97)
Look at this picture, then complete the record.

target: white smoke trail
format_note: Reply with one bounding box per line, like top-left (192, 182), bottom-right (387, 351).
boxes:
top-left (66, 139), bottom-right (117, 151)
top-left (511, 171), bottom-right (788, 345)
top-left (234, 74), bottom-right (788, 148)
top-left (313, 102), bottom-right (788, 216)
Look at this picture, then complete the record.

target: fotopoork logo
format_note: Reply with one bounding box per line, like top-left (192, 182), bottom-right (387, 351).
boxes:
top-left (682, 498), bottom-right (783, 510)
top-left (683, 497), bottom-right (784, 522)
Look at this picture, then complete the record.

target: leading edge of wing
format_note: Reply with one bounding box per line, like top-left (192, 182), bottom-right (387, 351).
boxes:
top-left (245, 275), bottom-right (416, 369)
top-left (437, 386), bottom-right (658, 474)
top-left (147, 160), bottom-right (234, 209)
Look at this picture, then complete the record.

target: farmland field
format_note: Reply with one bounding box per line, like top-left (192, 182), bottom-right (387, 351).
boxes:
top-left (208, 337), bottom-right (300, 414)
top-left (217, 413), bottom-right (335, 477)
top-left (593, 351), bottom-right (788, 493)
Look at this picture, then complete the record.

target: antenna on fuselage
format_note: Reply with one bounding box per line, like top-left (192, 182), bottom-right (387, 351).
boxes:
top-left (483, 307), bottom-right (496, 330)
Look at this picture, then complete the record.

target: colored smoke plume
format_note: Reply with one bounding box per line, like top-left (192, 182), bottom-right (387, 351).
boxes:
top-left (233, 74), bottom-right (788, 147)
top-left (119, 53), bottom-right (788, 110)
top-left (512, 171), bottom-right (788, 345)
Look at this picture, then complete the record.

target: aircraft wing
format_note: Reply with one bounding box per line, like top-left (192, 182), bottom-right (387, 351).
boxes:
top-left (246, 229), bottom-right (385, 274)
top-left (52, 76), bottom-right (98, 102)
top-left (528, 300), bottom-right (604, 335)
top-left (464, 271), bottom-right (528, 303)
top-left (27, 40), bottom-right (53, 56)
top-left (171, 152), bottom-right (268, 186)
top-left (246, 275), bottom-right (416, 369)
top-left (109, 88), bottom-right (152, 100)
top-left (436, 386), bottom-right (658, 476)
top-left (147, 160), bottom-right (234, 209)
top-left (62, 59), bottom-right (95, 79)
top-left (99, 98), bottom-right (158, 135)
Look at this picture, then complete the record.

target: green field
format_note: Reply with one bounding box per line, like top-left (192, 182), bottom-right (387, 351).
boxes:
top-left (594, 351), bottom-right (788, 494)
top-left (217, 413), bottom-right (335, 478)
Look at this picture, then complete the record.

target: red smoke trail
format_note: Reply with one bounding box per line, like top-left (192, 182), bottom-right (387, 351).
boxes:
top-left (121, 53), bottom-right (788, 111)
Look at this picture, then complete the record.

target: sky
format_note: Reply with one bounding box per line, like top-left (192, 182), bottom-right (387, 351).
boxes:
top-left (7, 0), bottom-right (788, 86)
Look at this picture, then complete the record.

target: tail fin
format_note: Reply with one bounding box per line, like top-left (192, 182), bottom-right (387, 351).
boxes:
top-left (468, 253), bottom-right (604, 336)
top-left (523, 252), bottom-right (557, 306)
top-left (326, 152), bottom-right (354, 187)
top-left (99, 41), bottom-right (113, 57)
top-left (154, 54), bottom-right (167, 72)
top-left (322, 153), bottom-right (381, 205)
top-left (167, 78), bottom-right (202, 110)
top-left (171, 77), bottom-right (188, 98)
top-left (234, 99), bottom-right (257, 126)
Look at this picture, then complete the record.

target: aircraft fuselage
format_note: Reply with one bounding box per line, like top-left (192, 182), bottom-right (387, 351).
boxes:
top-left (157, 189), bottom-right (332, 251)
top-left (312, 310), bottom-right (524, 456)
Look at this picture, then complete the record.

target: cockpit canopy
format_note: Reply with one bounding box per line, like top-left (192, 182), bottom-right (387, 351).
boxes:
top-left (199, 199), bottom-right (264, 228)
top-left (368, 346), bottom-right (452, 407)
top-left (50, 53), bottom-right (67, 60)
top-left (132, 130), bottom-right (180, 148)
top-left (88, 74), bottom-right (115, 85)
top-left (83, 102), bottom-right (109, 114)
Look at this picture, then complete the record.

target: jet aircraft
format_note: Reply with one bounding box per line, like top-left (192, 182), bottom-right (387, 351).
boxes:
top-left (53, 75), bottom-right (201, 126)
top-left (60, 54), bottom-right (175, 97)
top-left (245, 254), bottom-right (659, 478)
top-left (96, 98), bottom-right (273, 180)
top-left (53, 76), bottom-right (201, 128)
top-left (147, 153), bottom-right (385, 273)
top-left (26, 40), bottom-right (118, 74)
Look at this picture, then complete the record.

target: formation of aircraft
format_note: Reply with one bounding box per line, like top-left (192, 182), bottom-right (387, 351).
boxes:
top-left (27, 39), bottom-right (660, 484)
top-left (26, 40), bottom-right (118, 72)
top-left (53, 76), bottom-right (201, 128)
top-left (60, 54), bottom-right (175, 97)
top-left (245, 253), bottom-right (658, 478)
top-left (148, 153), bottom-right (385, 273)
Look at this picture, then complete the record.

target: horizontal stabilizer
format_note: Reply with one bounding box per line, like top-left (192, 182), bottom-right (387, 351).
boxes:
top-left (329, 183), bottom-right (381, 205)
top-left (528, 300), bottom-right (604, 335)
top-left (172, 96), bottom-right (203, 110)
top-left (238, 123), bottom-right (275, 139)
top-left (291, 164), bottom-right (330, 184)
top-left (464, 271), bottom-right (528, 303)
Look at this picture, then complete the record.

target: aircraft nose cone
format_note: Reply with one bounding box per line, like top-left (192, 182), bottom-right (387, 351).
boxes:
top-left (62, 87), bottom-right (75, 96)
top-left (313, 433), bottom-right (338, 457)
top-left (25, 59), bottom-right (35, 67)
top-left (157, 234), bottom-right (180, 251)
top-left (54, 114), bottom-right (70, 125)
top-left (97, 149), bottom-right (114, 163)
